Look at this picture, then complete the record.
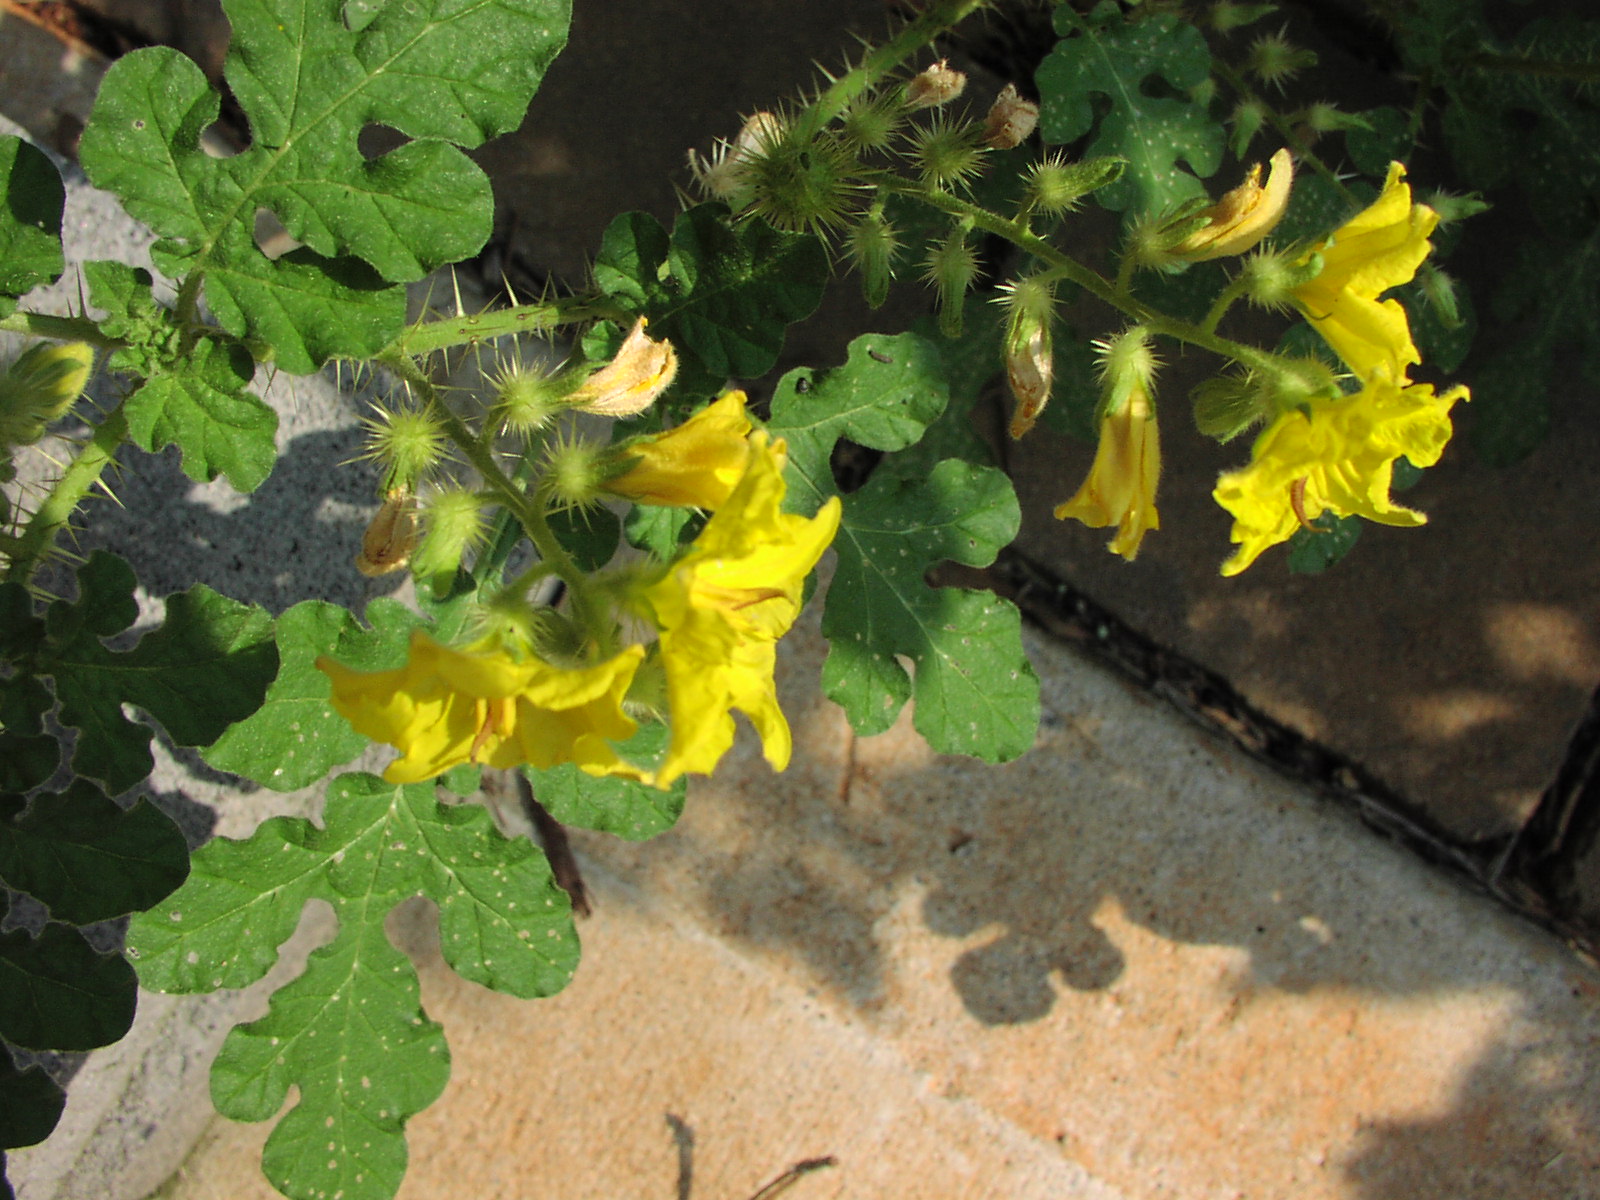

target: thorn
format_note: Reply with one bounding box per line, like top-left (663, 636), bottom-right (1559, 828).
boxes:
top-left (451, 265), bottom-right (466, 318)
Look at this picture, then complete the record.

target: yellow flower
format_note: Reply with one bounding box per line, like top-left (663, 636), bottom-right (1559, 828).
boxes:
top-left (566, 316), bottom-right (678, 417)
top-left (641, 432), bottom-right (841, 786)
top-left (1291, 162), bottom-right (1438, 381)
top-left (1054, 382), bottom-right (1161, 561)
top-left (1173, 148), bottom-right (1294, 261)
top-left (318, 631), bottom-right (645, 784)
top-left (1213, 376), bottom-right (1468, 576)
top-left (604, 389), bottom-right (755, 509)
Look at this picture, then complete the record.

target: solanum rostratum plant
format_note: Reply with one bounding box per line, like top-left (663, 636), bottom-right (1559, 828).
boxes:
top-left (10, 0), bottom-right (1592, 1193)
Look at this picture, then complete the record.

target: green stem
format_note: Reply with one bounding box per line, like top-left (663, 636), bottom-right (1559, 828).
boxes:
top-left (803, 0), bottom-right (991, 133)
top-left (888, 181), bottom-right (1283, 373)
top-left (1199, 276), bottom-right (1251, 336)
top-left (0, 311), bottom-right (124, 350)
top-left (384, 296), bottom-right (623, 361)
top-left (5, 405), bottom-right (128, 584)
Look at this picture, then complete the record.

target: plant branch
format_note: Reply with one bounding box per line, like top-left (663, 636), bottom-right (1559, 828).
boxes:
top-left (4, 405), bottom-right (128, 584)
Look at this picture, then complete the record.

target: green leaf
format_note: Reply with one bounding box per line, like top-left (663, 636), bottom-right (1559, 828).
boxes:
top-left (43, 552), bottom-right (277, 795)
top-left (0, 780), bottom-right (189, 925)
top-left (1036, 12), bottom-right (1223, 214)
top-left (594, 204), bottom-right (829, 395)
top-left (0, 137), bottom-right (65, 316)
top-left (77, 0), bottom-right (572, 372)
top-left (123, 335), bottom-right (278, 491)
top-left (130, 772), bottom-right (578, 1200)
top-left (523, 724), bottom-right (685, 841)
top-left (1287, 512), bottom-right (1361, 574)
top-left (0, 921), bottom-right (136, 1051)
top-left (0, 735), bottom-right (58, 794)
top-left (768, 335), bottom-right (1039, 760)
top-left (1345, 106), bottom-right (1413, 177)
top-left (768, 332), bottom-right (951, 514)
top-left (205, 597), bottom-right (418, 791)
top-left (547, 504), bottom-right (621, 572)
top-left (0, 1055), bottom-right (65, 1150)
top-left (622, 503), bottom-right (700, 559)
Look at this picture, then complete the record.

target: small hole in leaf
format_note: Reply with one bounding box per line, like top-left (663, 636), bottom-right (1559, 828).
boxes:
top-left (358, 124), bottom-right (410, 162)
top-left (254, 209), bottom-right (300, 260)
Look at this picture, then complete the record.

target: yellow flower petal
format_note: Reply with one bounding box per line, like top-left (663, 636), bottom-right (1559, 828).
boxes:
top-left (1055, 382), bottom-right (1161, 560)
top-left (1291, 162), bottom-right (1438, 380)
top-left (605, 389), bottom-right (755, 509)
top-left (318, 631), bottom-right (644, 783)
top-left (1214, 376), bottom-right (1468, 575)
top-left (1174, 147), bottom-right (1295, 261)
top-left (643, 432), bottom-right (841, 786)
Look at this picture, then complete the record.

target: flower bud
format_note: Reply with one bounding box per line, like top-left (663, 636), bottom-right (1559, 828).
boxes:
top-left (1209, 2), bottom-right (1277, 32)
top-left (849, 207), bottom-right (901, 310)
top-left (1248, 29), bottom-right (1316, 92)
top-left (1094, 327), bottom-right (1161, 413)
top-left (355, 487), bottom-right (420, 577)
top-left (1191, 371), bottom-right (1267, 442)
top-left (1298, 102), bottom-right (1368, 135)
top-left (1023, 154), bottom-right (1125, 217)
top-left (411, 487), bottom-right (487, 593)
top-left (566, 316), bottom-right (677, 417)
top-left (1417, 265), bottom-right (1463, 329)
top-left (360, 401), bottom-right (448, 492)
top-left (1171, 148), bottom-right (1294, 261)
top-left (1229, 99), bottom-right (1269, 159)
top-left (839, 92), bottom-right (902, 155)
top-left (1238, 247), bottom-right (1302, 310)
top-left (909, 114), bottom-right (986, 191)
top-left (0, 341), bottom-right (93, 449)
top-left (905, 59), bottom-right (966, 109)
top-left (490, 357), bottom-right (567, 436)
top-left (923, 225), bottom-right (979, 338)
top-left (983, 84), bottom-right (1038, 150)
top-left (544, 432), bottom-right (610, 511)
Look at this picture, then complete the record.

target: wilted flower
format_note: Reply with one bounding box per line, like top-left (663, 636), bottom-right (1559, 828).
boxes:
top-left (905, 59), bottom-right (966, 109)
top-left (566, 316), bottom-right (678, 417)
top-left (641, 433), bottom-right (841, 787)
top-left (983, 84), bottom-right (1039, 150)
top-left (604, 389), bottom-right (755, 509)
top-left (1173, 148), bottom-right (1294, 261)
top-left (355, 487), bottom-right (420, 577)
top-left (1213, 375), bottom-right (1468, 575)
top-left (1290, 162), bottom-right (1437, 381)
top-left (318, 631), bottom-right (645, 783)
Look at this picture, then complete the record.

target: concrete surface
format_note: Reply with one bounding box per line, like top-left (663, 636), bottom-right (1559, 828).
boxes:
top-left (149, 604), bottom-right (1600, 1200)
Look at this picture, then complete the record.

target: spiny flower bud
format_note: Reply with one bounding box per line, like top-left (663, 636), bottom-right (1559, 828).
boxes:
top-left (1023, 154), bottom-right (1125, 217)
top-left (1422, 190), bottom-right (1491, 226)
top-left (1238, 247), bottom-right (1302, 310)
top-left (1248, 29), bottom-right (1316, 92)
top-left (983, 84), bottom-right (1038, 150)
top-left (848, 207), bottom-right (901, 309)
top-left (1298, 102), bottom-right (1368, 135)
top-left (1229, 99), bottom-right (1269, 158)
top-left (1191, 371), bottom-right (1268, 442)
top-left (733, 114), bottom-right (864, 234)
top-left (544, 431), bottom-right (609, 511)
top-left (996, 276), bottom-right (1056, 438)
top-left (922, 225), bottom-right (979, 338)
top-left (1417, 265), bottom-right (1463, 329)
top-left (1171, 148), bottom-right (1294, 261)
top-left (489, 356), bottom-right (567, 436)
top-left (355, 487), bottom-right (420, 577)
top-left (566, 316), bottom-right (677, 417)
top-left (909, 113), bottom-right (986, 192)
top-left (904, 59), bottom-right (966, 110)
top-left (0, 341), bottom-right (93, 449)
top-left (360, 400), bottom-right (448, 492)
top-left (838, 92), bottom-right (903, 155)
top-left (411, 487), bottom-right (487, 594)
top-left (1210, 2), bottom-right (1278, 33)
